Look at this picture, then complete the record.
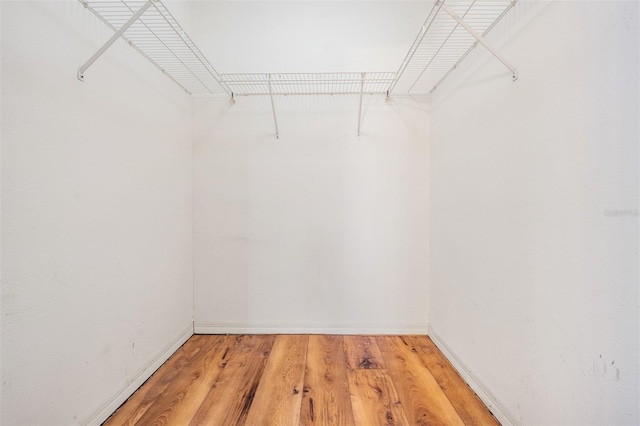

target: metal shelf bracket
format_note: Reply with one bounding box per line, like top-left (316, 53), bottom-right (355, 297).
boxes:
top-left (439, 1), bottom-right (518, 81)
top-left (267, 74), bottom-right (280, 139)
top-left (78, 0), bottom-right (153, 81)
top-left (357, 72), bottom-right (365, 137)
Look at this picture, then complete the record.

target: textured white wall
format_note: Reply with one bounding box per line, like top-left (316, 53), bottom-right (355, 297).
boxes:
top-left (1, 1), bottom-right (194, 424)
top-left (429, 1), bottom-right (639, 424)
top-left (187, 1), bottom-right (429, 73)
top-left (192, 95), bottom-right (430, 333)
top-left (190, 1), bottom-right (431, 333)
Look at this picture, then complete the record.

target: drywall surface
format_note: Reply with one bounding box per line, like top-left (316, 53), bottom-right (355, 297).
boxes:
top-left (190, 1), bottom-right (430, 333)
top-left (429, 1), bottom-right (639, 424)
top-left (188, 1), bottom-right (429, 73)
top-left (1, 1), bottom-right (193, 424)
top-left (193, 95), bottom-right (429, 332)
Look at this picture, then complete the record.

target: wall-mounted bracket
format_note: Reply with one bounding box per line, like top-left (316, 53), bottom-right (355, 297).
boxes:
top-left (439, 1), bottom-right (518, 81)
top-left (78, 0), bottom-right (230, 94)
top-left (78, 0), bottom-right (153, 81)
top-left (357, 72), bottom-right (365, 136)
top-left (389, 0), bottom-right (517, 94)
top-left (267, 74), bottom-right (280, 139)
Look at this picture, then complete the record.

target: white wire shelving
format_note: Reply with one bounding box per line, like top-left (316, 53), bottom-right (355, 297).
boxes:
top-left (218, 73), bottom-right (394, 138)
top-left (78, 0), bottom-right (230, 95)
top-left (221, 73), bottom-right (396, 96)
top-left (390, 0), bottom-right (518, 94)
top-left (78, 0), bottom-right (519, 136)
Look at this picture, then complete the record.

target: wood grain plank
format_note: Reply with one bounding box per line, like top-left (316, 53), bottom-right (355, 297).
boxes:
top-left (131, 335), bottom-right (231, 425)
top-left (408, 336), bottom-right (499, 426)
top-left (300, 335), bottom-right (354, 426)
top-left (104, 335), bottom-right (496, 426)
top-left (344, 336), bottom-right (385, 369)
top-left (347, 369), bottom-right (410, 426)
top-left (190, 335), bottom-right (276, 425)
top-left (104, 335), bottom-right (205, 426)
top-left (376, 336), bottom-right (464, 426)
top-left (244, 335), bottom-right (309, 426)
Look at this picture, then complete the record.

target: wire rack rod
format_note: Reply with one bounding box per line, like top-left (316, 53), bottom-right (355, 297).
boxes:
top-left (391, 0), bottom-right (517, 94)
top-left (79, 0), bottom-right (230, 95)
top-left (221, 72), bottom-right (396, 96)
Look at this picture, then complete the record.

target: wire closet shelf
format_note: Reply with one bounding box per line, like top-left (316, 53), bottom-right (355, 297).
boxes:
top-left (79, 0), bottom-right (230, 95)
top-left (79, 0), bottom-right (519, 98)
top-left (390, 0), bottom-right (517, 95)
top-left (221, 73), bottom-right (396, 96)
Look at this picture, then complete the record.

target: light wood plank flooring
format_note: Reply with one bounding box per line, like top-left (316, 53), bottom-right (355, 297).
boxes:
top-left (105, 335), bottom-right (498, 425)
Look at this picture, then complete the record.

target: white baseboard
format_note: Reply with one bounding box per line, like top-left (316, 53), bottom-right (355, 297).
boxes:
top-left (428, 325), bottom-right (519, 426)
top-left (194, 321), bottom-right (429, 335)
top-left (82, 324), bottom-right (194, 426)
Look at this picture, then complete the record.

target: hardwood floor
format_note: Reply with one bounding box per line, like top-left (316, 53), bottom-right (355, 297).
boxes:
top-left (105, 335), bottom-right (498, 426)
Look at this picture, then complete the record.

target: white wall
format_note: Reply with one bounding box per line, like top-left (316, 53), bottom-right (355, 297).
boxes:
top-left (1, 1), bottom-right (194, 424)
top-left (193, 94), bottom-right (430, 333)
top-left (429, 1), bottom-right (639, 424)
top-left (190, 1), bottom-right (431, 333)
top-left (187, 1), bottom-right (429, 73)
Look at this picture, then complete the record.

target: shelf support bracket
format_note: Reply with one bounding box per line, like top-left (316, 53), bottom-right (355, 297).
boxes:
top-left (357, 72), bottom-right (365, 136)
top-left (440, 2), bottom-right (518, 81)
top-left (268, 74), bottom-right (279, 139)
top-left (77, 0), bottom-right (154, 81)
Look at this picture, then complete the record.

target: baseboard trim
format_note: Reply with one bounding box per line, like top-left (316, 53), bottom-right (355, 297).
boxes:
top-left (194, 322), bottom-right (429, 335)
top-left (428, 325), bottom-right (519, 426)
top-left (82, 324), bottom-right (194, 426)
